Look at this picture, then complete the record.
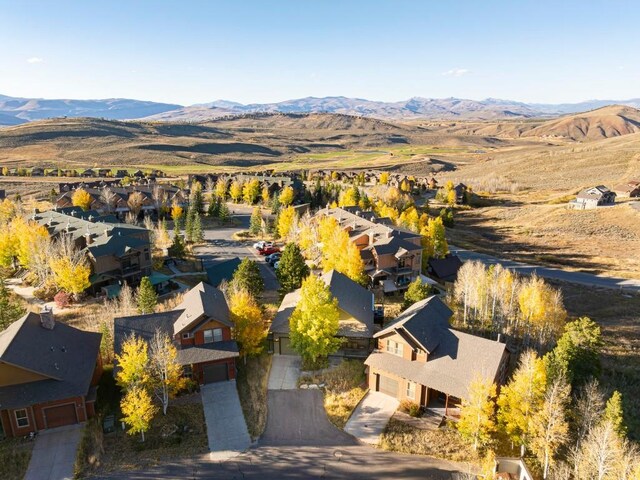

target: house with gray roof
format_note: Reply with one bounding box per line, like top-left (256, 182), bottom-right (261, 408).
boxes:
top-left (269, 270), bottom-right (375, 357)
top-left (365, 296), bottom-right (509, 418)
top-left (114, 282), bottom-right (239, 385)
top-left (570, 185), bottom-right (616, 209)
top-left (33, 206), bottom-right (152, 294)
top-left (0, 309), bottom-right (102, 438)
top-left (205, 257), bottom-right (242, 288)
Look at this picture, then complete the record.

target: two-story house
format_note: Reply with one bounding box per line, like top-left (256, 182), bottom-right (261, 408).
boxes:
top-left (317, 207), bottom-right (423, 292)
top-left (33, 207), bottom-right (152, 294)
top-left (269, 270), bottom-right (375, 357)
top-left (365, 296), bottom-right (509, 417)
top-left (114, 282), bottom-right (239, 384)
top-left (0, 309), bottom-right (102, 438)
top-left (571, 185), bottom-right (617, 209)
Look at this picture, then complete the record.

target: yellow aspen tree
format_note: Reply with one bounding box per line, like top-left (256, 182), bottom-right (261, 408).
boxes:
top-left (242, 179), bottom-right (261, 204)
top-left (289, 274), bottom-right (341, 363)
top-left (215, 178), bottom-right (228, 199)
top-left (49, 256), bottom-right (91, 295)
top-left (261, 185), bottom-right (271, 205)
top-left (72, 188), bottom-right (93, 211)
top-left (171, 203), bottom-right (183, 222)
top-left (379, 172), bottom-right (389, 185)
top-left (120, 386), bottom-right (157, 442)
top-left (229, 180), bottom-right (243, 203)
top-left (497, 350), bottom-right (547, 456)
top-left (457, 375), bottom-right (497, 451)
top-left (277, 206), bottom-right (297, 239)
top-left (115, 334), bottom-right (150, 390)
top-left (229, 288), bottom-right (267, 361)
top-left (278, 186), bottom-right (295, 206)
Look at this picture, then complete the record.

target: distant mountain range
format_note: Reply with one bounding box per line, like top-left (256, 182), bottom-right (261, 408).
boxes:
top-left (2, 93), bottom-right (640, 125)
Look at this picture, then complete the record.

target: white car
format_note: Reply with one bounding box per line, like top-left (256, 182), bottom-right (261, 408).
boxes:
top-left (274, 260), bottom-right (280, 269)
top-left (253, 240), bottom-right (273, 250)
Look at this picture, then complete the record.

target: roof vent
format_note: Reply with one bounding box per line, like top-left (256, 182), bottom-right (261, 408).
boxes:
top-left (54, 363), bottom-right (59, 370)
top-left (61, 346), bottom-right (67, 353)
top-left (40, 306), bottom-right (55, 330)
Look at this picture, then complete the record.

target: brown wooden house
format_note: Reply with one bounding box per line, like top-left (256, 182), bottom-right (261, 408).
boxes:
top-left (365, 296), bottom-right (508, 417)
top-left (0, 310), bottom-right (102, 438)
top-left (115, 282), bottom-right (239, 385)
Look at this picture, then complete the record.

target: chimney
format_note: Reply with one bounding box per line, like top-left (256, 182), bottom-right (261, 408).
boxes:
top-left (40, 306), bottom-right (55, 330)
top-left (85, 228), bottom-right (93, 245)
top-left (496, 333), bottom-right (502, 343)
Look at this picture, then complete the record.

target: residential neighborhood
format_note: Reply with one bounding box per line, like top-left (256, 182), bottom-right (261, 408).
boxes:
top-left (1, 165), bottom-right (639, 480)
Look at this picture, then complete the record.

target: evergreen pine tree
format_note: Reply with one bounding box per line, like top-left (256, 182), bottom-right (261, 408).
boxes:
top-left (207, 194), bottom-right (220, 217)
top-left (169, 223), bottom-right (186, 259)
top-left (249, 207), bottom-right (262, 235)
top-left (219, 201), bottom-right (230, 222)
top-left (192, 212), bottom-right (204, 243)
top-left (136, 276), bottom-right (158, 314)
top-left (270, 193), bottom-right (281, 214)
top-left (231, 258), bottom-right (264, 297)
top-left (276, 243), bottom-right (310, 293)
top-left (184, 207), bottom-right (195, 243)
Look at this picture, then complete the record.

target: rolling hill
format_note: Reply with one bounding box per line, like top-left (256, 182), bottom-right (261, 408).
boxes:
top-left (0, 113), bottom-right (506, 171)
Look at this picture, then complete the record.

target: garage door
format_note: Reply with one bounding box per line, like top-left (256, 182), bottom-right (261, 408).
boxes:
top-left (44, 404), bottom-right (77, 429)
top-left (202, 363), bottom-right (229, 383)
top-left (278, 337), bottom-right (296, 355)
top-left (378, 375), bottom-right (399, 397)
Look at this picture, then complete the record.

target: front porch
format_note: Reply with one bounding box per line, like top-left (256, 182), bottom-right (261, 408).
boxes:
top-left (425, 389), bottom-right (461, 420)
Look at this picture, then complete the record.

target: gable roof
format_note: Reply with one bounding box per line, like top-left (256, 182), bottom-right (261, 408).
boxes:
top-left (375, 296), bottom-right (453, 353)
top-left (205, 257), bottom-right (242, 287)
top-left (270, 270), bottom-right (374, 338)
top-left (114, 310), bottom-right (183, 354)
top-left (428, 255), bottom-right (463, 282)
top-left (367, 296), bottom-right (507, 399)
top-left (173, 282), bottom-right (231, 335)
top-left (0, 312), bottom-right (101, 409)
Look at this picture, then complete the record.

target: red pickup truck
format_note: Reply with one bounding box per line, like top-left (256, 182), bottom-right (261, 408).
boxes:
top-left (258, 245), bottom-right (280, 255)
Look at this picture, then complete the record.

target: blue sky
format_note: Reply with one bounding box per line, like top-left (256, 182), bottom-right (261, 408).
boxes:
top-left (1, 0), bottom-right (638, 105)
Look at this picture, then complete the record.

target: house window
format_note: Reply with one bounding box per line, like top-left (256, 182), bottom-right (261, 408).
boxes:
top-left (406, 381), bottom-right (416, 399)
top-left (182, 332), bottom-right (193, 339)
top-left (182, 365), bottom-right (193, 379)
top-left (203, 328), bottom-right (223, 343)
top-left (385, 339), bottom-right (403, 356)
top-left (14, 409), bottom-right (29, 428)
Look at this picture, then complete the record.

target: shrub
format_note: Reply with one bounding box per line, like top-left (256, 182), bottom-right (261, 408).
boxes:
top-left (54, 291), bottom-right (72, 308)
top-left (399, 399), bottom-right (421, 417)
top-left (33, 282), bottom-right (58, 302)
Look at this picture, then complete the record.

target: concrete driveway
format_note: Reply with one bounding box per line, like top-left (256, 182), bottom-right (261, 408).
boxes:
top-left (267, 355), bottom-right (300, 390)
top-left (201, 380), bottom-right (251, 460)
top-left (345, 391), bottom-right (399, 445)
top-left (24, 424), bottom-right (83, 480)
top-left (261, 390), bottom-right (356, 447)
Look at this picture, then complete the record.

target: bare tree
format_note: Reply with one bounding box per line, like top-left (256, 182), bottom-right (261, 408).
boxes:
top-left (152, 185), bottom-right (167, 215)
top-left (531, 376), bottom-right (571, 479)
top-left (127, 191), bottom-right (145, 217)
top-left (100, 187), bottom-right (118, 214)
top-left (574, 379), bottom-right (605, 446)
top-left (149, 329), bottom-right (183, 415)
top-left (577, 419), bottom-right (620, 480)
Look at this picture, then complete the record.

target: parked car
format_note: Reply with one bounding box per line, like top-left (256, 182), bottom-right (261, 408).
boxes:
top-left (258, 245), bottom-right (280, 256)
top-left (253, 241), bottom-right (273, 250)
top-left (274, 260), bottom-right (280, 269)
top-left (265, 252), bottom-right (281, 265)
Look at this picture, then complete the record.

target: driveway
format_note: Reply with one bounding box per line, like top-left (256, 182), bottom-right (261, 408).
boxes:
top-left (267, 355), bottom-right (300, 390)
top-left (261, 390), bottom-right (356, 447)
top-left (201, 381), bottom-right (251, 460)
top-left (24, 424), bottom-right (83, 480)
top-left (345, 391), bottom-right (400, 445)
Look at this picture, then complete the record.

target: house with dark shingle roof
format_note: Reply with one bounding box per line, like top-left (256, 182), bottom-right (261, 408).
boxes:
top-left (114, 282), bottom-right (239, 385)
top-left (365, 296), bottom-right (509, 417)
top-left (33, 207), bottom-right (152, 294)
top-left (0, 310), bottom-right (102, 438)
top-left (269, 270), bottom-right (375, 357)
top-left (427, 255), bottom-right (463, 285)
top-left (205, 257), bottom-right (242, 288)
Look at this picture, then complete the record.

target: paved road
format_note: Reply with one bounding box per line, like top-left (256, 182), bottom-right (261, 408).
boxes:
top-left (194, 212), bottom-right (279, 292)
top-left (450, 245), bottom-right (640, 294)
